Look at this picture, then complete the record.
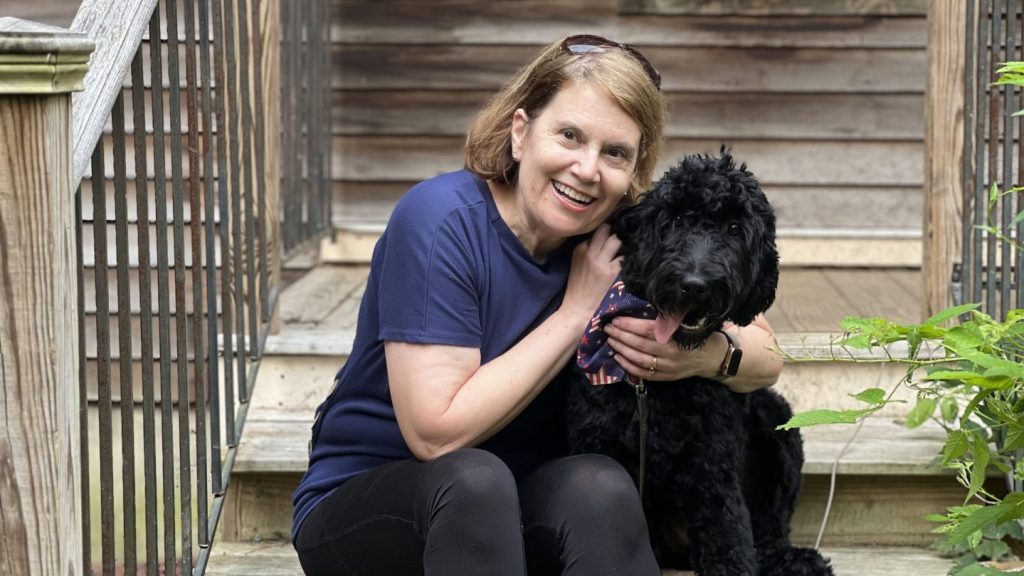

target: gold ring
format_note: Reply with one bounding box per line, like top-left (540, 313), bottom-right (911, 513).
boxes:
top-left (649, 355), bottom-right (658, 375)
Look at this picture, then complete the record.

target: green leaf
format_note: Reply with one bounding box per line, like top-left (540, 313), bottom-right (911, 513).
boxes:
top-left (967, 433), bottom-right (990, 501)
top-left (852, 387), bottom-right (887, 406)
top-left (989, 182), bottom-right (1000, 204)
top-left (926, 303), bottom-right (982, 327)
top-left (948, 502), bottom-right (1011, 544)
top-left (925, 370), bottom-right (1013, 390)
top-left (943, 430), bottom-right (970, 466)
top-left (905, 397), bottom-right (937, 429)
top-left (1003, 423), bottom-right (1024, 452)
top-left (1011, 209), bottom-right (1024, 228)
top-left (941, 396), bottom-right (960, 423)
top-left (776, 408), bottom-right (876, 430)
top-left (944, 324), bottom-right (986, 354)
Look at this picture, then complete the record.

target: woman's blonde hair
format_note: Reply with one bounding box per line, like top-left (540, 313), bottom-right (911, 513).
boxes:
top-left (464, 38), bottom-right (667, 202)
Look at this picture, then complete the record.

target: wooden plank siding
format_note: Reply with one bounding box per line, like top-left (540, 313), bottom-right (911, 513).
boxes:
top-left (330, 0), bottom-right (928, 267)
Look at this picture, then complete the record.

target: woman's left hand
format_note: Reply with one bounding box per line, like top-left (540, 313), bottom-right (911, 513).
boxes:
top-left (603, 316), bottom-right (721, 381)
top-left (603, 314), bottom-right (783, 392)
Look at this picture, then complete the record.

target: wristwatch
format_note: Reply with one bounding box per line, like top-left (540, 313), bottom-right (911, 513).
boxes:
top-left (716, 329), bottom-right (742, 377)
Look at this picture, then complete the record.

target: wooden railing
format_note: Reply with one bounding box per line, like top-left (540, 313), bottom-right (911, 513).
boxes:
top-left (0, 0), bottom-right (332, 573)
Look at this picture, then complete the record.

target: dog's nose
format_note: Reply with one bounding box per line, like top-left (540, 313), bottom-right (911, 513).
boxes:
top-left (679, 277), bottom-right (710, 302)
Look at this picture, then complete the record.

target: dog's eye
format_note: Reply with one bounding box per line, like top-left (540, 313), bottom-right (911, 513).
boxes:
top-left (727, 222), bottom-right (741, 236)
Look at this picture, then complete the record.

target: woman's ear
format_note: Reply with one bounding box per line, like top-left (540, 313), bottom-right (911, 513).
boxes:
top-left (510, 108), bottom-right (530, 160)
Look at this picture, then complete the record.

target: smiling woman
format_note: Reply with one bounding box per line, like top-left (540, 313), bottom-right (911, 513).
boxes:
top-left (292, 34), bottom-right (780, 576)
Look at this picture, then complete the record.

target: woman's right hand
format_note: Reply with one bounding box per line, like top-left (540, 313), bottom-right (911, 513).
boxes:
top-left (561, 223), bottom-right (622, 322)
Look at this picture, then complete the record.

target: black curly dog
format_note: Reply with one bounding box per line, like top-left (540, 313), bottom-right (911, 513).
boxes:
top-left (565, 151), bottom-right (833, 576)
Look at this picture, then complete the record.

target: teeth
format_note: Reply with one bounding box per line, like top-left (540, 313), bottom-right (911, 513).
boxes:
top-left (680, 315), bottom-right (707, 331)
top-left (553, 181), bottom-right (594, 205)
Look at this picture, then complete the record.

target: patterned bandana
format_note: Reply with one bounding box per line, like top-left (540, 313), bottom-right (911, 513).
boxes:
top-left (576, 275), bottom-right (658, 385)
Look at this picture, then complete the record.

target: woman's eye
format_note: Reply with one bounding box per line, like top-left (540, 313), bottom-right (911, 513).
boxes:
top-left (561, 129), bottom-right (577, 141)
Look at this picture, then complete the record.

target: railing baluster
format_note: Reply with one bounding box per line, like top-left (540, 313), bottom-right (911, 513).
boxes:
top-left (90, 142), bottom-right (115, 576)
top-left (200, 0), bottom-right (225, 498)
top-left (131, 37), bottom-right (160, 576)
top-left (184, 0), bottom-right (212, 549)
top-left (112, 87), bottom-right (139, 576)
top-left (322, 0), bottom-right (332, 235)
top-left (974, 0), bottom-right (991, 308)
top-left (986, 0), bottom-right (1002, 313)
top-left (212, 0), bottom-right (238, 446)
top-left (223, 0), bottom-right (250, 404)
top-left (165, 0), bottom-right (195, 570)
top-left (147, 5), bottom-right (178, 573)
top-left (76, 183), bottom-right (91, 576)
top-left (962, 0), bottom-right (977, 306)
top-left (1000, 0), bottom-right (1017, 319)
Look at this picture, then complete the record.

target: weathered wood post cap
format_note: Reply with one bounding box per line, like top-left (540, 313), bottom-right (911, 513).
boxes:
top-left (0, 17), bottom-right (94, 94)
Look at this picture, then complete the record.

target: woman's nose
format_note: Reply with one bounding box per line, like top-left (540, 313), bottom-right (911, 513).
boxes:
top-left (571, 148), bottom-right (601, 183)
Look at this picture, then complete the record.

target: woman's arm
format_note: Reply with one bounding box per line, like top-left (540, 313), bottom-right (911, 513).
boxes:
top-left (387, 225), bottom-right (622, 461)
top-left (603, 313), bottom-right (783, 393)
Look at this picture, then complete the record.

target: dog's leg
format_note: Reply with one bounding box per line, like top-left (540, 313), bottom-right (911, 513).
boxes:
top-left (659, 384), bottom-right (758, 576)
top-left (744, 389), bottom-right (834, 576)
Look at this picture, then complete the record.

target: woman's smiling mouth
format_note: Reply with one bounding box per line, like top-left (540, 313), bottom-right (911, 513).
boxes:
top-left (552, 181), bottom-right (595, 206)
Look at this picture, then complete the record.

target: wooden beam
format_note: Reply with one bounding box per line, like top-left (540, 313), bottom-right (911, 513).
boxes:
top-left (923, 0), bottom-right (967, 319)
top-left (69, 0), bottom-right (158, 185)
top-left (0, 17), bottom-right (91, 576)
top-left (618, 0), bottom-right (926, 16)
top-left (258, 0), bottom-right (282, 333)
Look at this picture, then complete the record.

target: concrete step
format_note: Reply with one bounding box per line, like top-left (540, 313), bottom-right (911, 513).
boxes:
top-left (320, 222), bottom-right (923, 267)
top-left (205, 541), bottom-right (956, 576)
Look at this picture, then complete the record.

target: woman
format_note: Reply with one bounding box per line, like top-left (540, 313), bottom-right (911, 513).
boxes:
top-left (292, 35), bottom-right (783, 575)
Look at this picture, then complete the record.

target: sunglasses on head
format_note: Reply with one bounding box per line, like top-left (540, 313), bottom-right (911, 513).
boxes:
top-left (560, 34), bottom-right (662, 91)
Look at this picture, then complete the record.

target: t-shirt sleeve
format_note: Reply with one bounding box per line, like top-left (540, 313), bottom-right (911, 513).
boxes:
top-left (376, 191), bottom-right (483, 348)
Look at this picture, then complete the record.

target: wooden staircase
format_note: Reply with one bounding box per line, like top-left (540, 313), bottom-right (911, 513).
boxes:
top-left (205, 258), bottom-right (969, 575)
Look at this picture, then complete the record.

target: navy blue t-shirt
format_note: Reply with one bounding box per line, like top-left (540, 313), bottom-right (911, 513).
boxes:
top-left (291, 170), bottom-right (577, 539)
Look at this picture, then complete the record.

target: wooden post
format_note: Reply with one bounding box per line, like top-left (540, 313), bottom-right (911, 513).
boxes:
top-left (924, 0), bottom-right (967, 318)
top-left (260, 0), bottom-right (283, 334)
top-left (0, 17), bottom-right (92, 576)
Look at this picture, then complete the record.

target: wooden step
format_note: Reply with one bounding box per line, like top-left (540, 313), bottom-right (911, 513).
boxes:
top-left (205, 541), bottom-right (955, 576)
top-left (320, 223), bottom-right (923, 268)
top-left (220, 393), bottom-right (974, 547)
top-left (252, 328), bottom-right (930, 420)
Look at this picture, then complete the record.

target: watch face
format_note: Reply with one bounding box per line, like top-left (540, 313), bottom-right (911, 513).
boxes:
top-left (726, 348), bottom-right (743, 377)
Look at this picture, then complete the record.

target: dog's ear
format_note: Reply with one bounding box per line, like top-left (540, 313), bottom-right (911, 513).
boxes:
top-left (731, 241), bottom-right (778, 326)
top-left (730, 185), bottom-right (779, 326)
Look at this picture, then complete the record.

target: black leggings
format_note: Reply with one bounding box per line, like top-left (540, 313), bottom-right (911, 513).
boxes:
top-left (294, 449), bottom-right (659, 576)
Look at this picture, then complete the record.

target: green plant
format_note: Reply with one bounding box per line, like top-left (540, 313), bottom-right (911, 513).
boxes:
top-left (778, 190), bottom-right (1024, 573)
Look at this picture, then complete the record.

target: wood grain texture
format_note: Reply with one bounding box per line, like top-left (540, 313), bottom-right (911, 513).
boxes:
top-left (0, 95), bottom-right (81, 575)
top-left (332, 0), bottom-right (926, 48)
top-left (206, 541), bottom-right (955, 576)
top-left (70, 0), bottom-right (159, 184)
top-left (923, 0), bottom-right (966, 318)
top-left (334, 136), bottom-right (924, 186)
top-left (618, 0), bottom-right (926, 16)
top-left (335, 44), bottom-right (925, 94)
top-left (334, 91), bottom-right (924, 140)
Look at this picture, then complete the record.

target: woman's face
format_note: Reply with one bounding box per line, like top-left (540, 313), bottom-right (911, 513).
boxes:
top-left (508, 80), bottom-right (642, 255)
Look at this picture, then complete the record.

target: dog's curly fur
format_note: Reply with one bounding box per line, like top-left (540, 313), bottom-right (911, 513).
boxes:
top-left (565, 151), bottom-right (833, 576)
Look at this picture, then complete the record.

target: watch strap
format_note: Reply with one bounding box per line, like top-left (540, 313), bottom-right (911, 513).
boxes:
top-left (716, 329), bottom-right (742, 377)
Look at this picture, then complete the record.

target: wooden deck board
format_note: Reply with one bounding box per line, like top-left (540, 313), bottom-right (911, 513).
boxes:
top-left (234, 409), bottom-right (950, 476)
top-left (206, 541), bottom-right (955, 576)
top-left (281, 265), bottom-right (924, 335)
top-left (768, 268), bottom-right (921, 333)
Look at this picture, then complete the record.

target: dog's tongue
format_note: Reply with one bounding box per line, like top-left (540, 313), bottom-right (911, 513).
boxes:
top-left (654, 313), bottom-right (683, 344)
